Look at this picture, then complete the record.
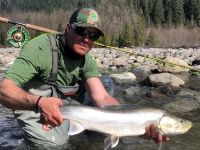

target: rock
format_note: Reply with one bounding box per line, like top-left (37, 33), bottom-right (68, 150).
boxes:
top-left (192, 56), bottom-right (200, 65)
top-left (176, 89), bottom-right (195, 98)
top-left (156, 85), bottom-right (180, 95)
top-left (148, 73), bottom-right (185, 87)
top-left (112, 57), bottom-right (127, 67)
top-left (110, 72), bottom-right (136, 84)
top-left (145, 90), bottom-right (167, 99)
top-left (163, 97), bottom-right (200, 114)
top-left (95, 58), bottom-right (104, 69)
top-left (158, 56), bottom-right (190, 73)
top-left (123, 86), bottom-right (143, 97)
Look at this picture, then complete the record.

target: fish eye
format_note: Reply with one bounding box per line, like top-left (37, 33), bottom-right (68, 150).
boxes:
top-left (180, 120), bottom-right (184, 123)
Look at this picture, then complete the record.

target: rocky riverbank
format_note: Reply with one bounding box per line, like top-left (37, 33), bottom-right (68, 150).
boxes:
top-left (1, 47), bottom-right (200, 71)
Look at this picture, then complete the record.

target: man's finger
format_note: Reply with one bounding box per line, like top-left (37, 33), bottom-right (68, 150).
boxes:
top-left (157, 132), bottom-right (163, 144)
top-left (164, 136), bottom-right (170, 141)
top-left (42, 123), bottom-right (51, 131)
top-left (56, 100), bottom-right (63, 106)
top-left (145, 126), bottom-right (151, 139)
top-left (150, 124), bottom-right (156, 139)
top-left (52, 107), bottom-right (64, 126)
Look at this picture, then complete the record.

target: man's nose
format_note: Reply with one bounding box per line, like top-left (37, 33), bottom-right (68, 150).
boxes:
top-left (81, 34), bottom-right (91, 42)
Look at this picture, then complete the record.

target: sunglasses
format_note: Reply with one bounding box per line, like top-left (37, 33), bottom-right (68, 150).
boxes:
top-left (71, 26), bottom-right (100, 41)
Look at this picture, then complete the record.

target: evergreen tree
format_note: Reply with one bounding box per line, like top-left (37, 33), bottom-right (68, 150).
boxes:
top-left (145, 30), bottom-right (157, 47)
top-left (196, 0), bottom-right (200, 26)
top-left (118, 33), bottom-right (125, 48)
top-left (172, 0), bottom-right (185, 26)
top-left (123, 23), bottom-right (134, 47)
top-left (103, 35), bottom-right (112, 46)
top-left (164, 0), bottom-right (173, 27)
top-left (153, 0), bottom-right (164, 27)
top-left (186, 0), bottom-right (200, 26)
top-left (142, 0), bottom-right (151, 26)
top-left (134, 15), bottom-right (146, 46)
top-left (111, 33), bottom-right (119, 47)
top-left (57, 23), bottom-right (63, 32)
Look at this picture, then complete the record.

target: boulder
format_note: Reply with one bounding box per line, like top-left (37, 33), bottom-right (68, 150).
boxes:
top-left (158, 56), bottom-right (189, 73)
top-left (110, 72), bottom-right (136, 84)
top-left (148, 73), bottom-right (185, 87)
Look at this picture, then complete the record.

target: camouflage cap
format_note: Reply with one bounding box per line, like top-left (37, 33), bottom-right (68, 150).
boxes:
top-left (69, 8), bottom-right (104, 36)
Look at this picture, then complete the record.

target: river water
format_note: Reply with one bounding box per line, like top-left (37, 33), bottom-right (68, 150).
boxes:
top-left (0, 72), bottom-right (200, 150)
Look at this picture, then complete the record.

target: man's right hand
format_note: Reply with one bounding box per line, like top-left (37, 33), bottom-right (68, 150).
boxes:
top-left (38, 97), bottom-right (64, 131)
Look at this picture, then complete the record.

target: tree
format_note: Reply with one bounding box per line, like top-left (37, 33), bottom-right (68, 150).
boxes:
top-left (172, 0), bottom-right (185, 26)
top-left (153, 0), bottom-right (164, 27)
top-left (142, 0), bottom-right (151, 26)
top-left (57, 23), bottom-right (63, 32)
top-left (145, 30), bottom-right (157, 47)
top-left (134, 15), bottom-right (146, 46)
top-left (122, 23), bottom-right (134, 47)
top-left (164, 0), bottom-right (173, 27)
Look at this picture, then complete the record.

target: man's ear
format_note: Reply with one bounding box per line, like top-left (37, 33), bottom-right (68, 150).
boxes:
top-left (66, 24), bottom-right (71, 32)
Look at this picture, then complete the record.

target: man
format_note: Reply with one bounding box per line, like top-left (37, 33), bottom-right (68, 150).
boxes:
top-left (0, 8), bottom-right (168, 148)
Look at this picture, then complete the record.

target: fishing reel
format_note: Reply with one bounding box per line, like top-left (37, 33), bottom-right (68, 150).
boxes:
top-left (7, 26), bottom-right (30, 48)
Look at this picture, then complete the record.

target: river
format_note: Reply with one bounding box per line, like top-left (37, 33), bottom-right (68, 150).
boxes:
top-left (0, 71), bottom-right (200, 150)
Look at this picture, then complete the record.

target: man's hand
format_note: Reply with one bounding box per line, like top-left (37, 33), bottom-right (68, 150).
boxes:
top-left (38, 97), bottom-right (64, 131)
top-left (145, 124), bottom-right (170, 144)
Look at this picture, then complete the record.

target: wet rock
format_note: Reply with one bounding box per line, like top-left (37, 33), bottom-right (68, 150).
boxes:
top-left (110, 72), bottom-right (136, 84)
top-left (145, 90), bottom-right (167, 99)
top-left (158, 56), bottom-right (189, 73)
top-left (123, 86), bottom-right (146, 97)
top-left (112, 57), bottom-right (127, 67)
top-left (192, 56), bottom-right (200, 65)
top-left (156, 85), bottom-right (180, 95)
top-left (148, 73), bottom-right (185, 87)
top-left (163, 97), bottom-right (200, 114)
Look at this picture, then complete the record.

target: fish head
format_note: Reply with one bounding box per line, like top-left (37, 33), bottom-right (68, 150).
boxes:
top-left (158, 113), bottom-right (192, 135)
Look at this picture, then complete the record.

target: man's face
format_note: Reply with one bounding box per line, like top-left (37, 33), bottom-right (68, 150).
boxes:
top-left (65, 25), bottom-right (100, 56)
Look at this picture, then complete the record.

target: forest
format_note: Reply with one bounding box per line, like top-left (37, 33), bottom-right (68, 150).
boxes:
top-left (1, 0), bottom-right (200, 48)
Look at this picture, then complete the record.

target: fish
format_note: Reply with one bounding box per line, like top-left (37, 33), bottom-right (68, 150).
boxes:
top-left (60, 104), bottom-right (192, 149)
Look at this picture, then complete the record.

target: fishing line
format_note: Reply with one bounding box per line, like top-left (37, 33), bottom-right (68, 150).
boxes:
top-left (94, 42), bottom-right (200, 76)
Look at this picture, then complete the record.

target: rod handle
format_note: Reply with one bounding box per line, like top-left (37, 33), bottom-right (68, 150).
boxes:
top-left (0, 17), bottom-right (9, 23)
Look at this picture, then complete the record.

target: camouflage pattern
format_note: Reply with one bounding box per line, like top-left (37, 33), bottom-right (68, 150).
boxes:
top-left (70, 8), bottom-right (104, 36)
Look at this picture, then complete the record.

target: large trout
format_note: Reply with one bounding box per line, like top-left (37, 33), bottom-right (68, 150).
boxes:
top-left (60, 104), bottom-right (192, 149)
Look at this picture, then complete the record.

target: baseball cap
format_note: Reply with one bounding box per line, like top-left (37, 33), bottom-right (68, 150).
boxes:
top-left (69, 8), bottom-right (104, 36)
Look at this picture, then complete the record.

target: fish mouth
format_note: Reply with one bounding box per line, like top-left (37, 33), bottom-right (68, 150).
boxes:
top-left (181, 121), bottom-right (193, 132)
top-left (174, 121), bottom-right (193, 135)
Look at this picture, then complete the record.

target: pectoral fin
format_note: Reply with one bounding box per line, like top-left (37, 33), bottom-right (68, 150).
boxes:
top-left (68, 120), bottom-right (85, 135)
top-left (104, 135), bottom-right (119, 150)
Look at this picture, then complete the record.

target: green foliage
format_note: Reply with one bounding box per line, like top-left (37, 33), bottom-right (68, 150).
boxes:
top-left (153, 0), bottom-right (164, 27)
top-left (133, 16), bottom-right (146, 46)
top-left (145, 30), bottom-right (157, 47)
top-left (57, 23), bottom-right (64, 32)
top-left (103, 35), bottom-right (112, 46)
top-left (116, 23), bottom-right (135, 48)
top-left (172, 0), bottom-right (184, 26)
top-left (2, 0), bottom-right (200, 47)
top-left (163, 0), bottom-right (173, 27)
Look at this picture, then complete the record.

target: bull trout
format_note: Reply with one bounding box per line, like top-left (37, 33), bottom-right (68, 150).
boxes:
top-left (60, 104), bottom-right (192, 149)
